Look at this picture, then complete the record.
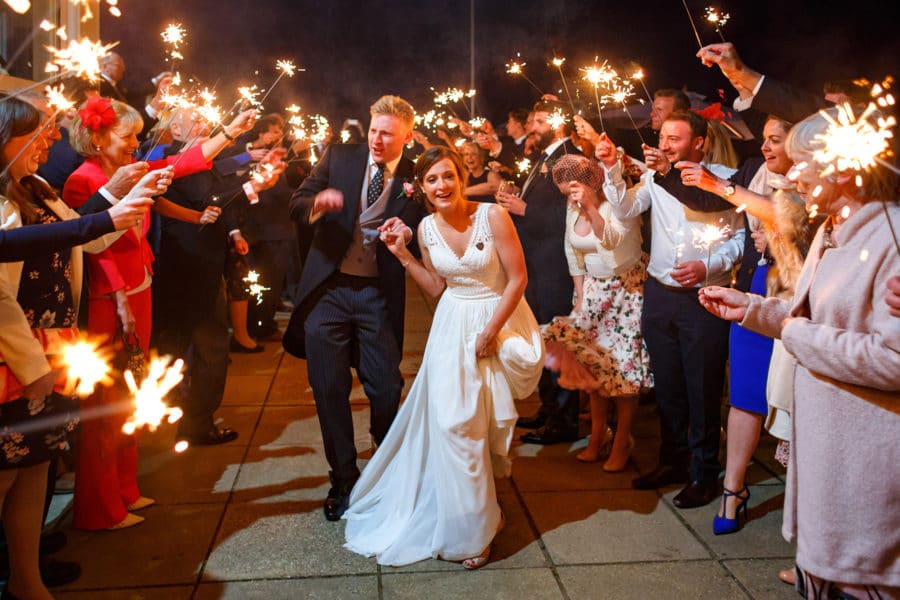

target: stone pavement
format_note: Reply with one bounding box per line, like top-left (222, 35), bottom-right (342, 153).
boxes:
top-left (49, 280), bottom-right (797, 599)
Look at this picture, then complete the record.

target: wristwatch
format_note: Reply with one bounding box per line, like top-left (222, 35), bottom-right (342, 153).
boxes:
top-left (723, 183), bottom-right (736, 198)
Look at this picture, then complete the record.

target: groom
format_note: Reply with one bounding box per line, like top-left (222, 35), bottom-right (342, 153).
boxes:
top-left (285, 95), bottom-right (426, 520)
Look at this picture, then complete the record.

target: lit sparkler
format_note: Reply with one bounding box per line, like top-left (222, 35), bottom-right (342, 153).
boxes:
top-left (505, 54), bottom-right (544, 95)
top-left (547, 108), bottom-right (568, 130)
top-left (122, 356), bottom-right (184, 436)
top-left (45, 37), bottom-right (117, 81)
top-left (581, 60), bottom-right (616, 133)
top-left (60, 337), bottom-right (114, 397)
top-left (813, 101), bottom-right (897, 178)
top-left (551, 54), bottom-right (576, 113)
top-left (692, 223), bottom-right (731, 286)
top-left (340, 129), bottom-right (351, 143)
top-left (516, 157), bottom-right (532, 174)
top-left (704, 7), bottom-right (730, 43)
top-left (258, 59), bottom-right (302, 107)
top-left (244, 270), bottom-right (270, 305)
top-left (611, 78), bottom-right (646, 145)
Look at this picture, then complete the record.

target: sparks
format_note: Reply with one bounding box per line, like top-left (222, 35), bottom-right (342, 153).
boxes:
top-left (812, 100), bottom-right (896, 178)
top-left (692, 223), bottom-right (731, 252)
top-left (547, 108), bottom-right (567, 130)
top-left (4, 0), bottom-right (30, 14)
top-left (244, 270), bottom-right (270, 305)
top-left (276, 59), bottom-right (297, 77)
top-left (45, 84), bottom-right (74, 111)
top-left (45, 37), bottom-right (117, 81)
top-left (161, 23), bottom-right (186, 47)
top-left (704, 7), bottom-right (731, 27)
top-left (552, 57), bottom-right (565, 68)
top-left (122, 356), bottom-right (185, 435)
top-left (59, 337), bottom-right (114, 397)
top-left (516, 157), bottom-right (532, 174)
top-left (340, 129), bottom-right (351, 143)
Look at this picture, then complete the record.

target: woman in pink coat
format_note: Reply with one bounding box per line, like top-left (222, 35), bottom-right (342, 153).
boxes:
top-left (700, 107), bottom-right (899, 598)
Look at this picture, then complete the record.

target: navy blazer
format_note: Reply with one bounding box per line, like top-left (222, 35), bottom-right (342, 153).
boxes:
top-left (510, 139), bottom-right (579, 324)
top-left (284, 143), bottom-right (426, 358)
top-left (0, 211), bottom-right (113, 262)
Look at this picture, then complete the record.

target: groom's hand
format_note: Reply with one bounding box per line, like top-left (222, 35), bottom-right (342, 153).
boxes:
top-left (313, 188), bottom-right (344, 214)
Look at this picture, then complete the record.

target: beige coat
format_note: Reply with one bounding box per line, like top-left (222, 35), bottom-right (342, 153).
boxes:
top-left (741, 200), bottom-right (900, 586)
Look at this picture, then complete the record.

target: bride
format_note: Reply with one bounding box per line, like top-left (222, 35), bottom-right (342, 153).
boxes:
top-left (342, 146), bottom-right (544, 569)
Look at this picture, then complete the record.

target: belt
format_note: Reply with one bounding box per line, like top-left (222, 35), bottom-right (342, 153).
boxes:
top-left (651, 278), bottom-right (699, 294)
top-left (331, 272), bottom-right (379, 288)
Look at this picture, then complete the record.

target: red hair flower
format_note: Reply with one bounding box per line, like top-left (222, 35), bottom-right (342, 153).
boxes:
top-left (694, 102), bottom-right (725, 123)
top-left (78, 96), bottom-right (116, 132)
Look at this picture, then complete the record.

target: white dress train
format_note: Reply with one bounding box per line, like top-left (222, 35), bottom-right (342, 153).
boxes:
top-left (343, 203), bottom-right (544, 566)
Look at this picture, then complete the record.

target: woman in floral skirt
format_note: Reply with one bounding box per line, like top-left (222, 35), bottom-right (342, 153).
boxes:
top-left (542, 151), bottom-right (652, 472)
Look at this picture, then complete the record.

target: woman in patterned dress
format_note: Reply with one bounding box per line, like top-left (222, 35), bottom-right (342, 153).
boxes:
top-left (542, 152), bottom-right (652, 472)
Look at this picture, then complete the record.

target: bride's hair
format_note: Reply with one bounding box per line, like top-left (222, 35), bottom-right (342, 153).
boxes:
top-left (414, 146), bottom-right (465, 184)
top-left (413, 146), bottom-right (467, 211)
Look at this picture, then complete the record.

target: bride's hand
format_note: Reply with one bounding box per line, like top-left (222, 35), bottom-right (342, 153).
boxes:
top-left (475, 329), bottom-right (498, 359)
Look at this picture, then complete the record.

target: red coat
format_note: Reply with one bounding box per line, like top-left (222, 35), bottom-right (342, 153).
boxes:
top-left (62, 147), bottom-right (211, 296)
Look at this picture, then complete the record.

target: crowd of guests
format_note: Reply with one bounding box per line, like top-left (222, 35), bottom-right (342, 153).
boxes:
top-left (0, 40), bottom-right (897, 598)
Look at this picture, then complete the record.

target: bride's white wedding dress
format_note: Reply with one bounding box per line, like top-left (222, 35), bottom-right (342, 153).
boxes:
top-left (343, 203), bottom-right (544, 566)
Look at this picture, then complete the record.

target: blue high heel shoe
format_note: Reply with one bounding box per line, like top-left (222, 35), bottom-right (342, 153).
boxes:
top-left (712, 486), bottom-right (750, 535)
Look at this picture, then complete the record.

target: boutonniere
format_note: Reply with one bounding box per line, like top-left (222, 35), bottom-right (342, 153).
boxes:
top-left (395, 180), bottom-right (416, 200)
top-left (541, 157), bottom-right (557, 177)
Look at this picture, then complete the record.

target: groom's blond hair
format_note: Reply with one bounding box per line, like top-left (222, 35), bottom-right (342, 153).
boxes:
top-left (370, 95), bottom-right (415, 130)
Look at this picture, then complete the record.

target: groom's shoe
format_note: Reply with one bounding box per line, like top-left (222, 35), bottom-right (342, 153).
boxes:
top-left (324, 487), bottom-right (350, 521)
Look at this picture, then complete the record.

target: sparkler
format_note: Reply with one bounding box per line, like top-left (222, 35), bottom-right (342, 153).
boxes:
top-left (244, 271), bottom-right (270, 305)
top-left (551, 54), bottom-right (577, 113)
top-left (59, 337), bottom-right (115, 397)
top-left (258, 59), bottom-right (302, 107)
top-left (692, 223), bottom-right (731, 286)
top-left (680, 0), bottom-right (705, 50)
top-left (161, 23), bottom-right (186, 70)
top-left (505, 54), bottom-right (544, 96)
top-left (516, 157), bottom-right (532, 174)
top-left (610, 79), bottom-right (647, 145)
top-left (704, 7), bottom-right (730, 43)
top-left (547, 108), bottom-right (568, 130)
top-left (121, 356), bottom-right (184, 436)
top-left (581, 60), bottom-right (616, 133)
top-left (813, 101), bottom-right (897, 178)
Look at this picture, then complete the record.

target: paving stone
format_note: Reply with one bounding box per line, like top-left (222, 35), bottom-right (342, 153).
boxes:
top-left (723, 558), bottom-right (799, 600)
top-left (222, 374), bottom-right (274, 406)
top-left (557, 562), bottom-right (749, 599)
top-left (251, 405), bottom-right (375, 447)
top-left (523, 490), bottom-right (711, 564)
top-left (230, 444), bottom-right (336, 504)
top-left (203, 506), bottom-right (376, 579)
top-left (53, 504), bottom-right (226, 590)
top-left (661, 483), bottom-right (794, 560)
top-left (511, 441), bottom-right (638, 491)
top-left (137, 443), bottom-right (246, 504)
top-left (56, 586), bottom-right (194, 599)
top-left (381, 567), bottom-right (564, 600)
top-left (195, 576), bottom-right (378, 599)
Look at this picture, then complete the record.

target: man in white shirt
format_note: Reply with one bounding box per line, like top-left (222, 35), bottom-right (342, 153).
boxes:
top-left (601, 111), bottom-right (744, 508)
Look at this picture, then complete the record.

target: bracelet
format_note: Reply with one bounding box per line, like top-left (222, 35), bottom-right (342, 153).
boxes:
top-left (222, 129), bottom-right (236, 142)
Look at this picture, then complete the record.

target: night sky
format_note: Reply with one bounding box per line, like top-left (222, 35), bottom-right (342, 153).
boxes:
top-left (101, 0), bottom-right (900, 130)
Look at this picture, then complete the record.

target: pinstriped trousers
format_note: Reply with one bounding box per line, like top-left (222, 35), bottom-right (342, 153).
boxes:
top-left (304, 276), bottom-right (403, 489)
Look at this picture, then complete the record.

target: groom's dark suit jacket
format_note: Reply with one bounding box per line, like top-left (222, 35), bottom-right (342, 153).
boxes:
top-left (284, 143), bottom-right (425, 358)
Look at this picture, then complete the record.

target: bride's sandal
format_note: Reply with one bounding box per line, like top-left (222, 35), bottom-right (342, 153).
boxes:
top-left (463, 511), bottom-right (504, 570)
top-left (462, 544), bottom-right (491, 570)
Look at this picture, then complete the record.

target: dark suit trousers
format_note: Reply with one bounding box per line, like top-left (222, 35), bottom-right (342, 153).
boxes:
top-left (158, 279), bottom-right (231, 435)
top-left (641, 278), bottom-right (729, 483)
top-left (304, 275), bottom-right (403, 488)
